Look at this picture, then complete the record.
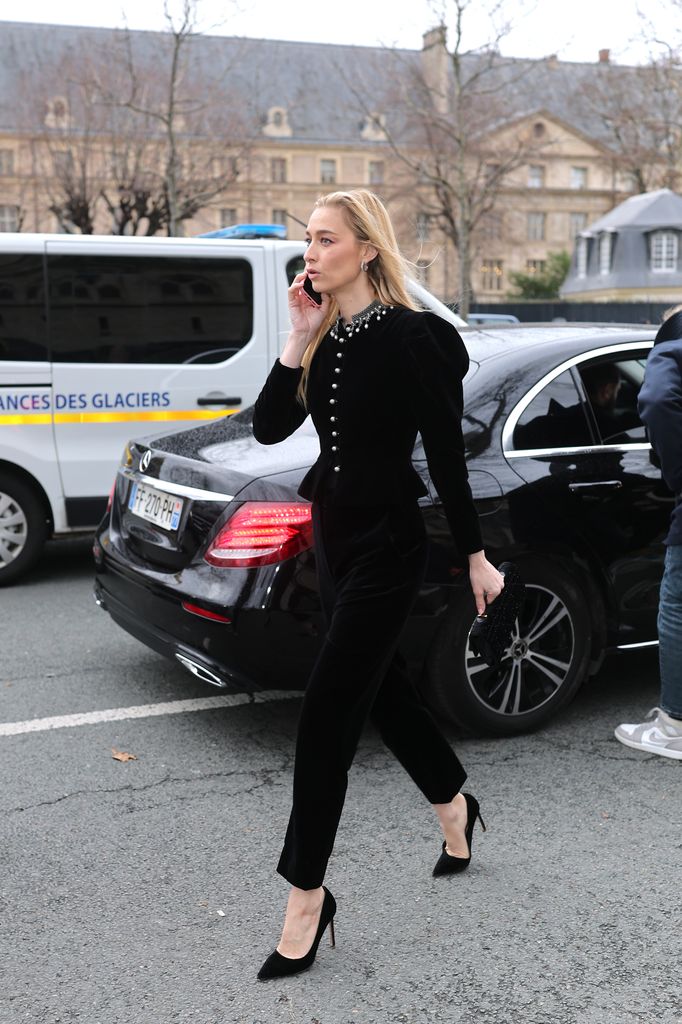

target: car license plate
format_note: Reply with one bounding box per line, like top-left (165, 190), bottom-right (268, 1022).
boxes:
top-left (128, 481), bottom-right (184, 532)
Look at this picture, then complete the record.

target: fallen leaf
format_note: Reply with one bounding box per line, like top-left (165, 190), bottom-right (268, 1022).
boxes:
top-left (112, 748), bottom-right (138, 762)
top-left (216, 910), bottom-right (225, 917)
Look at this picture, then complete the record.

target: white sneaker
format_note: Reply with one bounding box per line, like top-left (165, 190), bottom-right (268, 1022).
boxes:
top-left (615, 707), bottom-right (682, 761)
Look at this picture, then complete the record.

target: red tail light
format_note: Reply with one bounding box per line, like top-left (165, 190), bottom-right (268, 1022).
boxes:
top-left (205, 501), bottom-right (313, 568)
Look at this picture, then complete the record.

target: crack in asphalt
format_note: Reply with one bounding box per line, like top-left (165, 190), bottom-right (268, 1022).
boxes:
top-left (2, 764), bottom-right (290, 816)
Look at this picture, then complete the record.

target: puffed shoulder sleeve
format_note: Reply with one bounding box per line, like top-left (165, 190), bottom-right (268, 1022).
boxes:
top-left (401, 312), bottom-right (483, 555)
top-left (252, 358), bottom-right (308, 444)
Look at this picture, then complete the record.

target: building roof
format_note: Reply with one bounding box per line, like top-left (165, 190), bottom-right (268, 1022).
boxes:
top-left (585, 189), bottom-right (682, 234)
top-left (562, 189), bottom-right (682, 296)
top-left (0, 19), bottom-right (650, 148)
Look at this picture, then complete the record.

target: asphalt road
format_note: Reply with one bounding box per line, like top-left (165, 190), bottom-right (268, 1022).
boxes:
top-left (1, 536), bottom-right (680, 1024)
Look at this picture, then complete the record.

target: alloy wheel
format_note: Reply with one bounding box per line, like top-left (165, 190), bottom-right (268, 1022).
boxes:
top-left (464, 584), bottom-right (575, 718)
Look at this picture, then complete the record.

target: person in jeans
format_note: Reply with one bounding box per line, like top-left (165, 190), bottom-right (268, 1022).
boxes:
top-left (615, 304), bottom-right (682, 759)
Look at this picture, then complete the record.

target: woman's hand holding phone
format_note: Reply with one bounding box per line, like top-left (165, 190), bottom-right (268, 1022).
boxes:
top-left (280, 273), bottom-right (330, 368)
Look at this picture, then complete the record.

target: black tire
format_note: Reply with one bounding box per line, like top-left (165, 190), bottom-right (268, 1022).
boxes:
top-left (425, 559), bottom-right (593, 736)
top-left (0, 474), bottom-right (50, 586)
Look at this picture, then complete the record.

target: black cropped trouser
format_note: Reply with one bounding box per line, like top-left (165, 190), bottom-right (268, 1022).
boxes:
top-left (276, 501), bottom-right (467, 890)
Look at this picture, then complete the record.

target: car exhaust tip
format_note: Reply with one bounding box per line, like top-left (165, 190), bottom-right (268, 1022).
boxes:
top-left (175, 652), bottom-right (228, 689)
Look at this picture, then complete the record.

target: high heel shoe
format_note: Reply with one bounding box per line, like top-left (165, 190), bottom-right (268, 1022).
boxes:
top-left (257, 886), bottom-right (337, 981)
top-left (432, 792), bottom-right (486, 877)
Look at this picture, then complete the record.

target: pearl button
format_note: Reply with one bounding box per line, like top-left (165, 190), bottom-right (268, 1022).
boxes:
top-left (329, 398), bottom-right (336, 404)
top-left (333, 465), bottom-right (340, 472)
top-left (332, 383), bottom-right (338, 389)
top-left (330, 416), bottom-right (337, 422)
top-left (336, 352), bottom-right (342, 358)
top-left (331, 445), bottom-right (338, 451)
top-left (331, 431), bottom-right (338, 437)
top-left (334, 367), bottom-right (341, 374)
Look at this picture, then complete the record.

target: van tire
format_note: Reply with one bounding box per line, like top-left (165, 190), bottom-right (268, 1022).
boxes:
top-left (0, 474), bottom-right (49, 586)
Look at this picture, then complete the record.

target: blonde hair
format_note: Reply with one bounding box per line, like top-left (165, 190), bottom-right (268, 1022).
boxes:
top-left (297, 189), bottom-right (418, 405)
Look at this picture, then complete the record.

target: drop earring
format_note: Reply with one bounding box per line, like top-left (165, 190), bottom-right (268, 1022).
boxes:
top-left (360, 260), bottom-right (368, 272)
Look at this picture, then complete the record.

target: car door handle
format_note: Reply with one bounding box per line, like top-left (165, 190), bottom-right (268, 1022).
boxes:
top-left (196, 394), bottom-right (242, 406)
top-left (568, 480), bottom-right (623, 491)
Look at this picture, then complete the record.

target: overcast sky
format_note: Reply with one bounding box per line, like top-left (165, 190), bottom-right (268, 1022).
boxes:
top-left (0, 0), bottom-right (679, 64)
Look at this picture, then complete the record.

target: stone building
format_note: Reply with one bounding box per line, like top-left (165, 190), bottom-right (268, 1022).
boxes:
top-left (561, 188), bottom-right (682, 301)
top-left (0, 20), bottom-right (659, 304)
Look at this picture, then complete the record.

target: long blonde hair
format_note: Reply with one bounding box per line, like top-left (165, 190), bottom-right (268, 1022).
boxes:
top-left (297, 189), bottom-right (418, 405)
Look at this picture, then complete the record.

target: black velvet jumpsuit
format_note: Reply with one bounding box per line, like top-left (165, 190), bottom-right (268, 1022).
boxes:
top-left (252, 305), bottom-right (483, 890)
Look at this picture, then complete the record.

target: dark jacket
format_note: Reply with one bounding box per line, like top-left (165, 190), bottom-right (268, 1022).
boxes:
top-left (252, 307), bottom-right (483, 557)
top-left (638, 312), bottom-right (682, 546)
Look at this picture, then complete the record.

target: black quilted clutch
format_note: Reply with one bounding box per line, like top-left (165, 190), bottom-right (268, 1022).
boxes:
top-left (468, 562), bottom-right (526, 667)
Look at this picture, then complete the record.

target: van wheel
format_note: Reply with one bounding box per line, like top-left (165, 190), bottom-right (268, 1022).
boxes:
top-left (0, 475), bottom-right (50, 586)
top-left (425, 560), bottom-right (592, 736)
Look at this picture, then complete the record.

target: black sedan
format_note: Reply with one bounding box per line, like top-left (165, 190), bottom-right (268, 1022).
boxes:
top-left (93, 324), bottom-right (671, 735)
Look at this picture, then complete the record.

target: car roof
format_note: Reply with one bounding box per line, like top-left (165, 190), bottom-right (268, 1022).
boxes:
top-left (462, 323), bottom-right (656, 367)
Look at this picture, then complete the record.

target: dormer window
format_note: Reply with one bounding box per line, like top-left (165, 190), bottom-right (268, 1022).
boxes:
top-left (44, 95), bottom-right (70, 129)
top-left (650, 230), bottom-right (678, 272)
top-left (360, 112), bottom-right (387, 142)
top-left (576, 237), bottom-right (589, 277)
top-left (262, 106), bottom-right (292, 138)
top-left (599, 232), bottom-right (612, 275)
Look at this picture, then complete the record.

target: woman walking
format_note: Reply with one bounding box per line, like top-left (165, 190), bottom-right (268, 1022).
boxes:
top-left (252, 189), bottom-right (503, 979)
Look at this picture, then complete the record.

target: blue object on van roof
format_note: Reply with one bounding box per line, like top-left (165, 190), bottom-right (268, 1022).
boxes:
top-left (199, 223), bottom-right (288, 240)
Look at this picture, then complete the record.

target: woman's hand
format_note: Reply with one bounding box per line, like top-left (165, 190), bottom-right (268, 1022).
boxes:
top-left (288, 272), bottom-right (331, 338)
top-left (468, 551), bottom-right (505, 616)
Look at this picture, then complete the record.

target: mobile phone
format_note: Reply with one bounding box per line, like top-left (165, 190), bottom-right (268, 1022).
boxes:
top-left (302, 274), bottom-right (323, 306)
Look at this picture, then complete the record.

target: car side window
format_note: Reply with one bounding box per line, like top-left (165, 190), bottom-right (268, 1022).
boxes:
top-left (512, 369), bottom-right (592, 451)
top-left (577, 355), bottom-right (648, 445)
top-left (0, 254), bottom-right (48, 362)
top-left (47, 255), bottom-right (253, 364)
top-left (287, 255), bottom-right (305, 284)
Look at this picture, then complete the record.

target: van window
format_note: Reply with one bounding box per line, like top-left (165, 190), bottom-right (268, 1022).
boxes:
top-left (47, 255), bottom-right (253, 364)
top-left (287, 255), bottom-right (305, 284)
top-left (0, 254), bottom-right (48, 361)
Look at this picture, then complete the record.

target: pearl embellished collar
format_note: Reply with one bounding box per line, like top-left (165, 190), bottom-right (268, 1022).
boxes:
top-left (330, 301), bottom-right (393, 340)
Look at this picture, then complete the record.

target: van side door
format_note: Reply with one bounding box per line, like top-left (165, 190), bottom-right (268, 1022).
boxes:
top-left (45, 242), bottom-right (269, 527)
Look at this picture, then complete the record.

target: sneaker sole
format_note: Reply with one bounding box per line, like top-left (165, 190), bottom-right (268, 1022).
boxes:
top-left (614, 730), bottom-right (682, 761)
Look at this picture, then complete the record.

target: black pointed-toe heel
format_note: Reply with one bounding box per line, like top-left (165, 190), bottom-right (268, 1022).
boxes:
top-left (257, 886), bottom-right (337, 981)
top-left (432, 792), bottom-right (486, 877)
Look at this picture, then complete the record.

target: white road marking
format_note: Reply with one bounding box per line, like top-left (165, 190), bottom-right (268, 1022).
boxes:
top-left (0, 691), bottom-right (301, 737)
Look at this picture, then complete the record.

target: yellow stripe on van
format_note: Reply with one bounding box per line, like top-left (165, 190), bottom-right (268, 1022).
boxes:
top-left (0, 409), bottom-right (238, 426)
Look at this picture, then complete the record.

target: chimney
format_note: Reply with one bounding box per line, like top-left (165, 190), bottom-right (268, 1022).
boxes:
top-left (599, 48), bottom-right (610, 63)
top-left (421, 25), bottom-right (448, 114)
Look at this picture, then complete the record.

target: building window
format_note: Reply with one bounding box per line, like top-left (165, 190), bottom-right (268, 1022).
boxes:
top-left (416, 212), bottom-right (432, 242)
top-left (650, 230), bottom-right (678, 272)
top-left (576, 237), bottom-right (589, 277)
top-left (272, 209), bottom-right (287, 225)
top-left (526, 259), bottom-right (546, 275)
top-left (271, 158), bottom-right (287, 183)
top-left (527, 212), bottom-right (546, 241)
top-left (0, 150), bottom-right (14, 176)
top-left (528, 165), bottom-right (545, 188)
top-left (0, 205), bottom-right (20, 232)
top-left (533, 121), bottom-right (546, 138)
top-left (480, 211), bottom-right (503, 240)
top-left (570, 212), bottom-right (588, 237)
top-left (53, 150), bottom-right (74, 177)
top-left (480, 257), bottom-right (503, 291)
top-left (220, 208), bottom-right (237, 226)
top-left (320, 159), bottom-right (337, 184)
top-left (599, 233), bottom-right (612, 275)
top-left (570, 166), bottom-right (588, 189)
top-left (368, 160), bottom-right (384, 185)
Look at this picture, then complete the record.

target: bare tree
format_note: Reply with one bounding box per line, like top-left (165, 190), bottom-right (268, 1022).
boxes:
top-left (22, 1), bottom-right (253, 235)
top-left (351, 2), bottom-right (548, 317)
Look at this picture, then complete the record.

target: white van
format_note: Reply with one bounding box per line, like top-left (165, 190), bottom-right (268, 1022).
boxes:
top-left (0, 232), bottom-right (464, 584)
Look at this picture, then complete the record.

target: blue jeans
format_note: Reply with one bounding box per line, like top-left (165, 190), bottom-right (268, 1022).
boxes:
top-left (659, 544), bottom-right (682, 719)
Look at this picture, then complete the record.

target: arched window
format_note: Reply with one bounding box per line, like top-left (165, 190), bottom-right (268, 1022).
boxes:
top-left (650, 231), bottom-right (678, 272)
